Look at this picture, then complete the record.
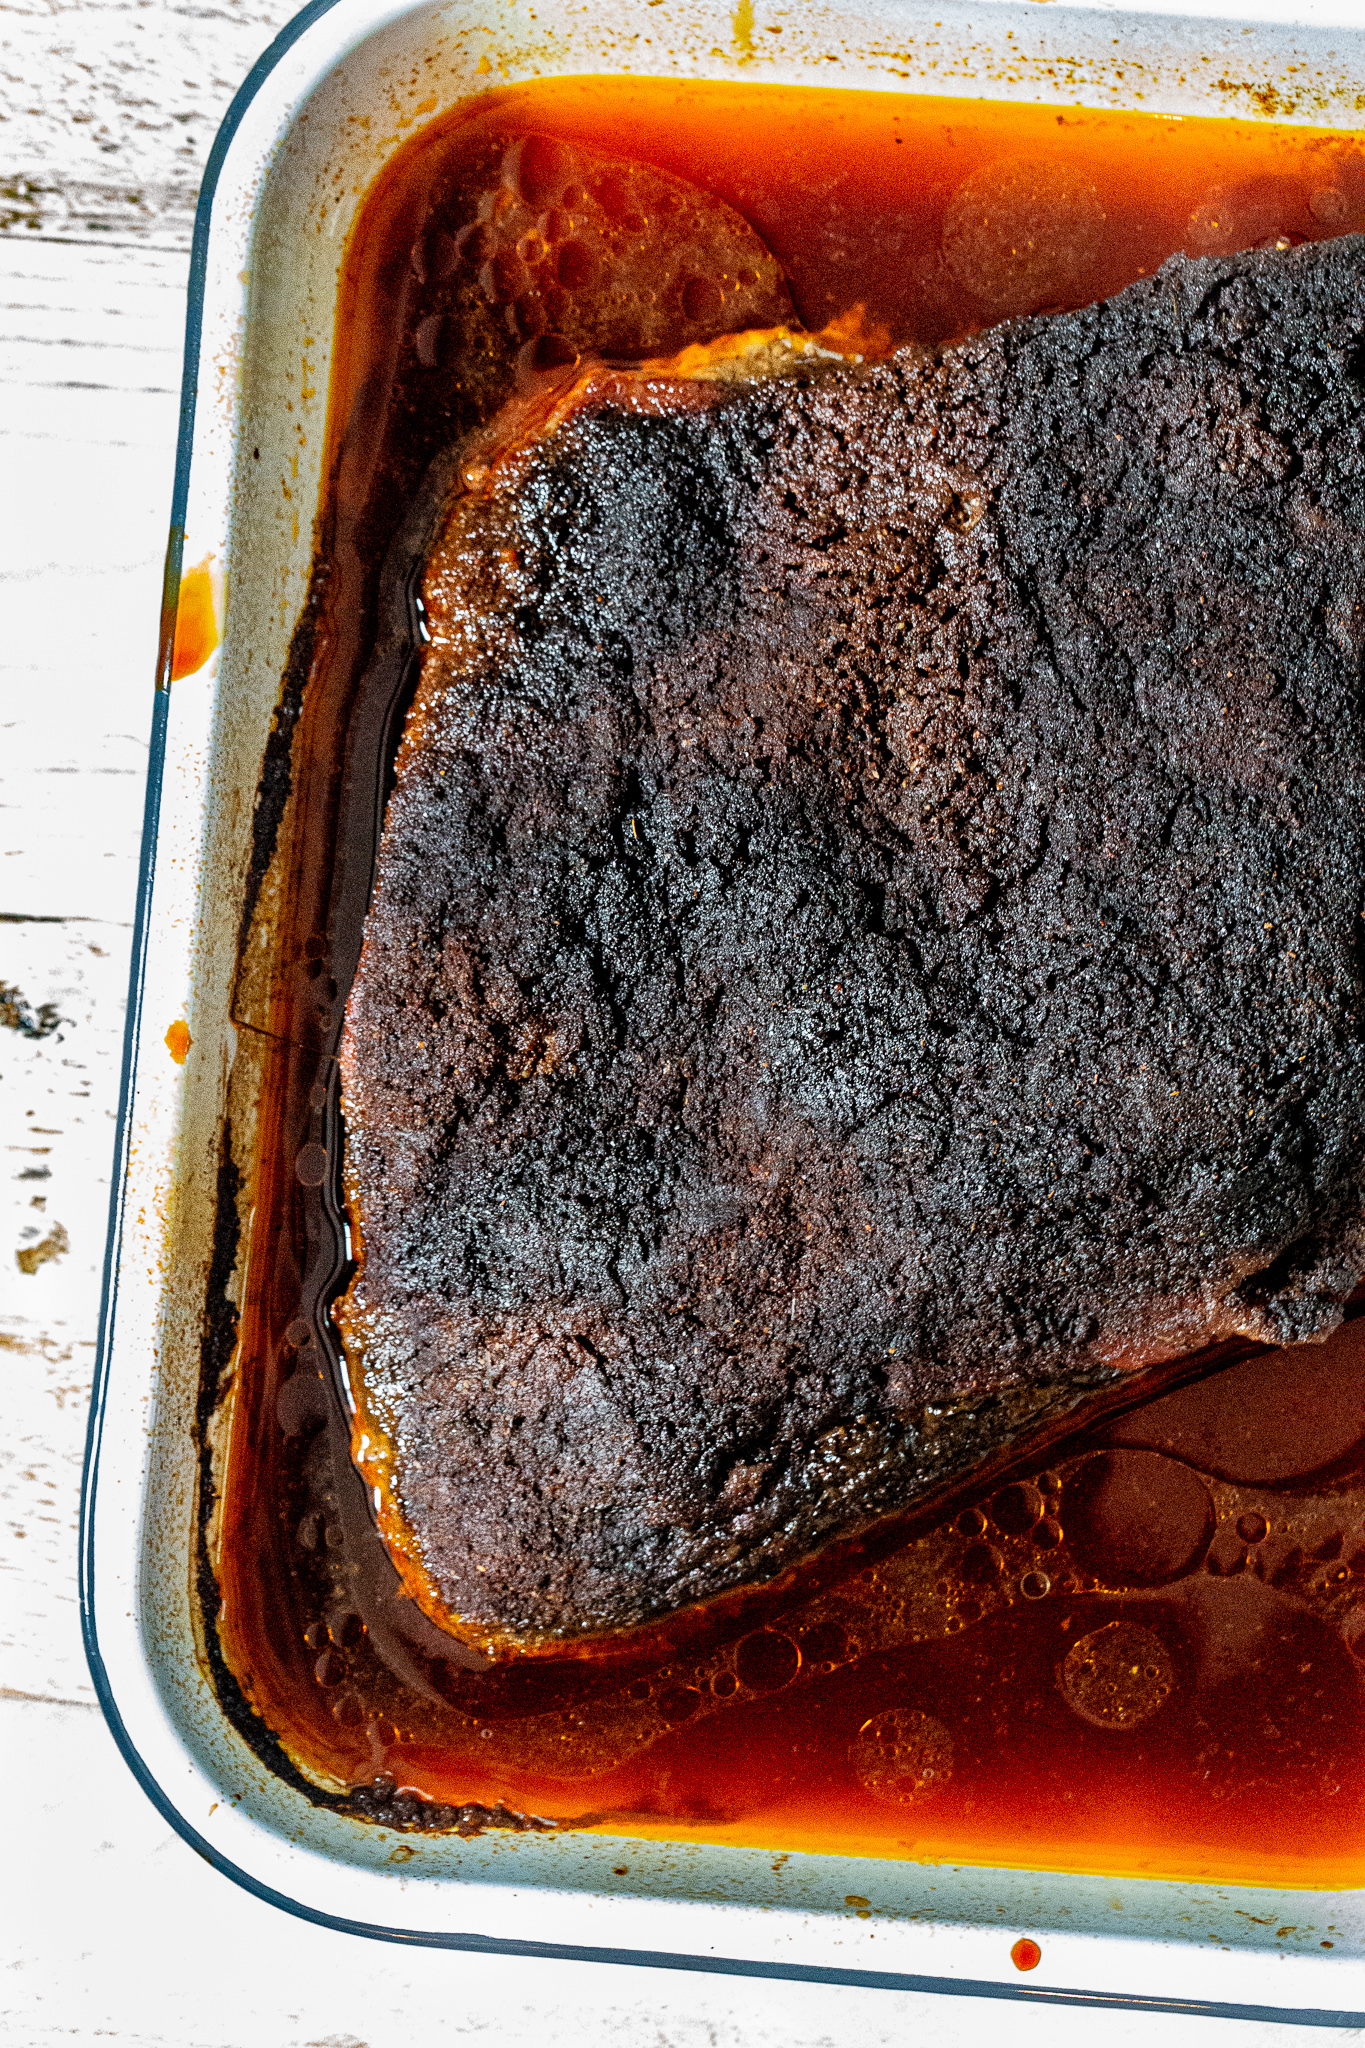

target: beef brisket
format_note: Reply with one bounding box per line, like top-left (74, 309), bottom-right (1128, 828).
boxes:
top-left (338, 237), bottom-right (1365, 1651)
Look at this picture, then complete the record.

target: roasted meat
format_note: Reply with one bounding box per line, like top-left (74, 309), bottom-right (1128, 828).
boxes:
top-left (338, 237), bottom-right (1365, 1651)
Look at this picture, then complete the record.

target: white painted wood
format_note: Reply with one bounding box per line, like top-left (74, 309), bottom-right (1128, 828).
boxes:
top-left (1, 0), bottom-right (300, 244)
top-left (0, 918), bottom-right (130, 1706)
top-left (0, 229), bottom-right (185, 1715)
top-left (0, 4), bottom-right (1355, 2038)
top-left (0, 237), bottom-right (180, 923)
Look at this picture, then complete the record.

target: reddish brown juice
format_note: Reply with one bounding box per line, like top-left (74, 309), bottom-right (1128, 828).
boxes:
top-left (214, 78), bottom-right (1365, 1884)
top-left (169, 558), bottom-right (218, 681)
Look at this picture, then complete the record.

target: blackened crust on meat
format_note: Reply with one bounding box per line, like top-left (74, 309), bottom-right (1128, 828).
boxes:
top-left (339, 239), bottom-right (1365, 1648)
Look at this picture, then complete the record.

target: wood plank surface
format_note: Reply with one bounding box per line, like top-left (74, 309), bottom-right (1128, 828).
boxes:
top-left (2, 0), bottom-right (297, 245)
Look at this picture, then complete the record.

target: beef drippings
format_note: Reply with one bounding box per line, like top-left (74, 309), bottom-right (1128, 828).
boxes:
top-left (213, 78), bottom-right (1365, 1883)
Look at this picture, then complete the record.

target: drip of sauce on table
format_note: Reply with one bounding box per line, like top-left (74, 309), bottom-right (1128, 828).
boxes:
top-left (169, 557), bottom-right (218, 681)
top-left (213, 78), bottom-right (1365, 1884)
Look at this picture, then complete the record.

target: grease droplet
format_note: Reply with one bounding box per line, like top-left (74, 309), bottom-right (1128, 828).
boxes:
top-left (1064, 1450), bottom-right (1213, 1586)
top-left (1060, 1622), bottom-right (1174, 1730)
top-left (296, 1142), bottom-right (329, 1187)
top-left (851, 1708), bottom-right (953, 1804)
top-left (735, 1629), bottom-right (801, 1692)
top-left (992, 1481), bottom-right (1043, 1534)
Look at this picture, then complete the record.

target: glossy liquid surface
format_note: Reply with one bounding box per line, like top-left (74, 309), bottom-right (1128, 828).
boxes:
top-left (214, 79), bottom-right (1365, 1883)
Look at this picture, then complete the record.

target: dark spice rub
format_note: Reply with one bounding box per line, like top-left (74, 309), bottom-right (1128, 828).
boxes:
top-left (339, 237), bottom-right (1365, 1650)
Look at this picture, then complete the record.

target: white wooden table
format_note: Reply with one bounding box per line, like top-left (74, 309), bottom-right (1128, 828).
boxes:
top-left (0, 7), bottom-right (1356, 2039)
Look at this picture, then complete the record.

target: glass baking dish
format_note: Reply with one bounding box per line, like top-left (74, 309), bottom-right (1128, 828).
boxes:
top-left (81, 0), bottom-right (1365, 2016)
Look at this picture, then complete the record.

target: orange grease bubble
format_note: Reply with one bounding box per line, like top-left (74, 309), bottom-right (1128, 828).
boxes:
top-left (1011, 1937), bottom-right (1042, 1972)
top-left (165, 1019), bottom-right (193, 1065)
top-left (170, 559), bottom-right (219, 680)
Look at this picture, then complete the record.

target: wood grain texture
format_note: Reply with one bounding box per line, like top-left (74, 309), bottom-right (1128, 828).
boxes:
top-left (0, 236), bottom-right (186, 1711)
top-left (1, 0), bottom-right (300, 245)
top-left (1, 239), bottom-right (181, 920)
top-left (0, 921), bottom-right (129, 1705)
